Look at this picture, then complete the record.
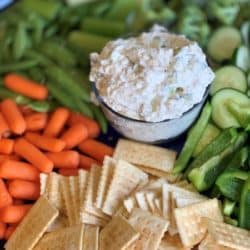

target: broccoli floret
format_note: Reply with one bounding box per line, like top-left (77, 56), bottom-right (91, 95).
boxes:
top-left (177, 5), bottom-right (211, 46)
top-left (207, 0), bottom-right (240, 25)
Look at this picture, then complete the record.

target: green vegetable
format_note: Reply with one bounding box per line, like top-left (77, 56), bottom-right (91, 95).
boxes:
top-left (13, 22), bottom-right (29, 60)
top-left (239, 176), bottom-right (250, 229)
top-left (193, 123), bottom-right (221, 157)
top-left (0, 60), bottom-right (39, 74)
top-left (184, 128), bottom-right (238, 177)
top-left (68, 31), bottom-right (110, 53)
top-left (81, 17), bottom-right (126, 37)
top-left (177, 5), bottom-right (210, 46)
top-left (216, 168), bottom-right (249, 201)
top-left (207, 0), bottom-right (240, 25)
top-left (91, 104), bottom-right (108, 134)
top-left (207, 26), bottom-right (241, 62)
top-left (39, 40), bottom-right (77, 67)
top-left (188, 132), bottom-right (247, 191)
top-left (224, 216), bottom-right (238, 226)
top-left (234, 46), bottom-right (250, 72)
top-left (173, 102), bottom-right (212, 174)
top-left (26, 100), bottom-right (57, 113)
top-left (223, 199), bottom-right (236, 216)
top-left (20, 0), bottom-right (62, 20)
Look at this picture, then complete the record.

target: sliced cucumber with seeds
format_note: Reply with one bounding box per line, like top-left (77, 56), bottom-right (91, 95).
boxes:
top-left (192, 123), bottom-right (220, 157)
top-left (234, 46), bottom-right (250, 72)
top-left (210, 66), bottom-right (247, 95)
top-left (207, 26), bottom-right (241, 62)
top-left (211, 88), bottom-right (250, 129)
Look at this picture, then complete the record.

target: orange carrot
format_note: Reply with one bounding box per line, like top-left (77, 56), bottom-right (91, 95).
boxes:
top-left (58, 168), bottom-right (79, 176)
top-left (4, 73), bottom-right (48, 100)
top-left (60, 124), bottom-right (88, 149)
top-left (0, 204), bottom-right (32, 223)
top-left (0, 139), bottom-right (14, 155)
top-left (68, 112), bottom-right (100, 138)
top-left (78, 139), bottom-right (114, 162)
top-left (25, 113), bottom-right (48, 132)
top-left (0, 160), bottom-right (40, 181)
top-left (44, 108), bottom-right (70, 137)
top-left (0, 222), bottom-right (6, 239)
top-left (79, 154), bottom-right (99, 170)
top-left (14, 138), bottom-right (53, 173)
top-left (1, 99), bottom-right (26, 135)
top-left (0, 179), bottom-right (12, 209)
top-left (25, 132), bottom-right (66, 153)
top-left (8, 180), bottom-right (40, 200)
top-left (0, 155), bottom-right (19, 165)
top-left (4, 225), bottom-right (16, 240)
top-left (13, 199), bottom-right (24, 205)
top-left (0, 113), bottom-right (10, 138)
top-left (46, 150), bottom-right (79, 168)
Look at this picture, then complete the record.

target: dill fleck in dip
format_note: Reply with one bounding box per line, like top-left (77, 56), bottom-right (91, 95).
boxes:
top-left (90, 25), bottom-right (214, 122)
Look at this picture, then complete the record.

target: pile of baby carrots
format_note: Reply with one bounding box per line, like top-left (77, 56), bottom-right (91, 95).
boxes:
top-left (0, 73), bottom-right (114, 240)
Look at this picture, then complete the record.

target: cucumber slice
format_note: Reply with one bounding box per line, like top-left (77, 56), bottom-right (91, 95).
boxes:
top-left (234, 46), bottom-right (250, 72)
top-left (211, 88), bottom-right (250, 129)
top-left (192, 123), bottom-right (220, 157)
top-left (223, 199), bottom-right (236, 216)
top-left (241, 21), bottom-right (250, 46)
top-left (210, 66), bottom-right (247, 96)
top-left (207, 26), bottom-right (241, 62)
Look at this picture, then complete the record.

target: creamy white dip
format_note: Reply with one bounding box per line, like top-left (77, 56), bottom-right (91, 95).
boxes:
top-left (90, 25), bottom-right (214, 122)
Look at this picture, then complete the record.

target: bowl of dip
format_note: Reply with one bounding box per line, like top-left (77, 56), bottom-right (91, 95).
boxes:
top-left (90, 25), bottom-right (214, 143)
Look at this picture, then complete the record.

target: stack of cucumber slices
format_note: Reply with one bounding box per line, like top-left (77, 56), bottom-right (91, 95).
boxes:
top-left (173, 21), bottom-right (250, 230)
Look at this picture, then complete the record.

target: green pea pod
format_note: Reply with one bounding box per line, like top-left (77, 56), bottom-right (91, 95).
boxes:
top-left (239, 176), bottom-right (250, 229)
top-left (45, 66), bottom-right (90, 103)
top-left (0, 59), bottom-right (39, 74)
top-left (39, 40), bottom-right (77, 67)
top-left (91, 104), bottom-right (108, 133)
top-left (27, 100), bottom-right (57, 112)
top-left (75, 100), bottom-right (94, 119)
top-left (28, 67), bottom-right (46, 84)
top-left (26, 49), bottom-right (53, 66)
top-left (13, 22), bottom-right (29, 60)
top-left (173, 102), bottom-right (212, 174)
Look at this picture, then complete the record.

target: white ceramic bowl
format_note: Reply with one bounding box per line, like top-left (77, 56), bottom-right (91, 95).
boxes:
top-left (93, 84), bottom-right (209, 144)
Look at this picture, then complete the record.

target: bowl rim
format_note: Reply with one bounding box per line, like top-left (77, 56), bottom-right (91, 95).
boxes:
top-left (92, 82), bottom-right (210, 124)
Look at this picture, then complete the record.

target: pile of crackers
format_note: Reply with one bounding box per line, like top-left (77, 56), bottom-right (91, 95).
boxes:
top-left (4, 139), bottom-right (250, 250)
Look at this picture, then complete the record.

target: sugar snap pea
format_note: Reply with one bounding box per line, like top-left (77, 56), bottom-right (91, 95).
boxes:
top-left (91, 104), bottom-right (108, 133)
top-left (0, 60), bottom-right (39, 74)
top-left (27, 100), bottom-right (57, 112)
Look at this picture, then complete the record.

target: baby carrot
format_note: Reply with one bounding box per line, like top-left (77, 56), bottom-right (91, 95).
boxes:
top-left (68, 112), bottom-right (100, 138)
top-left (0, 139), bottom-right (14, 155)
top-left (19, 106), bottom-right (34, 116)
top-left (4, 225), bottom-right (16, 240)
top-left (60, 123), bottom-right (88, 149)
top-left (14, 138), bottom-right (53, 173)
top-left (25, 132), bottom-right (66, 153)
top-left (58, 168), bottom-right (79, 176)
top-left (44, 107), bottom-right (70, 137)
top-left (0, 204), bottom-right (32, 223)
top-left (0, 155), bottom-right (20, 164)
top-left (46, 150), bottom-right (80, 168)
top-left (1, 99), bottom-right (26, 135)
top-left (0, 179), bottom-right (12, 209)
top-left (79, 154), bottom-right (99, 170)
top-left (8, 180), bottom-right (40, 200)
top-left (0, 113), bottom-right (10, 138)
top-left (25, 113), bottom-right (48, 131)
top-left (78, 139), bottom-right (114, 162)
top-left (0, 222), bottom-right (6, 239)
top-left (4, 73), bottom-right (48, 100)
top-left (0, 160), bottom-right (40, 181)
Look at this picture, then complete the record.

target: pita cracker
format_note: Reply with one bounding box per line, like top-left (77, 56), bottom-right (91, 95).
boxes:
top-left (68, 176), bottom-right (79, 224)
top-left (115, 204), bottom-right (130, 219)
top-left (81, 212), bottom-right (108, 227)
top-left (95, 156), bottom-right (115, 208)
top-left (162, 184), bottom-right (170, 219)
top-left (198, 234), bottom-right (234, 250)
top-left (46, 214), bottom-right (68, 233)
top-left (83, 225), bottom-right (100, 250)
top-left (159, 233), bottom-right (190, 250)
top-left (135, 192), bottom-right (150, 211)
top-left (174, 199), bottom-right (223, 248)
top-left (124, 196), bottom-right (137, 214)
top-left (34, 224), bottom-right (84, 250)
top-left (206, 218), bottom-right (250, 250)
top-left (40, 173), bottom-right (48, 196)
top-left (128, 208), bottom-right (169, 250)
top-left (81, 165), bottom-right (110, 221)
top-left (102, 160), bottom-right (148, 215)
top-left (168, 192), bottom-right (178, 236)
top-left (154, 197), bottom-right (162, 216)
top-left (113, 139), bottom-right (176, 173)
top-left (144, 192), bottom-right (157, 214)
top-left (5, 196), bottom-right (58, 250)
top-left (100, 215), bottom-right (139, 250)
top-left (78, 169), bottom-right (88, 207)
